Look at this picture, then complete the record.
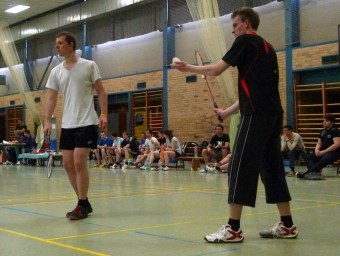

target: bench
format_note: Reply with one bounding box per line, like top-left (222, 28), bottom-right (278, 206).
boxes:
top-left (176, 156), bottom-right (204, 170)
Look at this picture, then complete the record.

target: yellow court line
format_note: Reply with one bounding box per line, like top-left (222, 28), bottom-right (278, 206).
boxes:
top-left (0, 227), bottom-right (110, 256)
top-left (48, 221), bottom-right (193, 241)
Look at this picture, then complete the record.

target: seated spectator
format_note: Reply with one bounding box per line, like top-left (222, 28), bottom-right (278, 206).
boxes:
top-left (158, 129), bottom-right (181, 171)
top-left (281, 125), bottom-right (306, 177)
top-left (200, 124), bottom-right (230, 173)
top-left (107, 133), bottom-right (123, 167)
top-left (137, 130), bottom-right (159, 169)
top-left (4, 130), bottom-right (24, 165)
top-left (93, 131), bottom-right (113, 168)
top-left (138, 132), bottom-right (147, 155)
top-left (20, 130), bottom-right (35, 153)
top-left (15, 119), bottom-right (27, 135)
top-left (17, 129), bottom-right (35, 165)
top-left (157, 130), bottom-right (166, 146)
top-left (296, 114), bottom-right (340, 179)
top-left (111, 132), bottom-right (138, 169)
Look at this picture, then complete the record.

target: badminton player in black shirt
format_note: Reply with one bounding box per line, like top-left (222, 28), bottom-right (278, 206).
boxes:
top-left (172, 7), bottom-right (298, 243)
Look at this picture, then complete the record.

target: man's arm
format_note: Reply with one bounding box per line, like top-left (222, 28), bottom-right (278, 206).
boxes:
top-left (171, 59), bottom-right (230, 77)
top-left (314, 138), bottom-right (322, 156)
top-left (43, 89), bottom-right (58, 136)
top-left (287, 134), bottom-right (299, 150)
top-left (319, 137), bottom-right (340, 156)
top-left (94, 79), bottom-right (107, 130)
top-left (214, 100), bottom-right (239, 120)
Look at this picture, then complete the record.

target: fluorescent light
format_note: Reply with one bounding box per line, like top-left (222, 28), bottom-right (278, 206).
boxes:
top-left (5, 5), bottom-right (30, 14)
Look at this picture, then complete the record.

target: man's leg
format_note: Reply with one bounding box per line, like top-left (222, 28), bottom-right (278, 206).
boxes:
top-left (94, 149), bottom-right (101, 165)
top-left (62, 149), bottom-right (78, 196)
top-left (74, 147), bottom-right (90, 200)
top-left (201, 149), bottom-right (209, 164)
top-left (308, 151), bottom-right (340, 173)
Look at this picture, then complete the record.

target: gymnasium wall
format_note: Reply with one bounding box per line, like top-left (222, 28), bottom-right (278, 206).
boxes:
top-left (1, 0), bottom-right (340, 143)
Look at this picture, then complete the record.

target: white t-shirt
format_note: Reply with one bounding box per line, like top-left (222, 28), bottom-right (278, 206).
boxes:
top-left (166, 137), bottom-right (182, 154)
top-left (46, 58), bottom-right (101, 128)
top-left (112, 137), bottom-right (123, 147)
top-left (145, 137), bottom-right (159, 151)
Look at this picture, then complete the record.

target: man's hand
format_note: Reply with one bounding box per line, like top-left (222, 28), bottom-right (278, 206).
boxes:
top-left (43, 120), bottom-right (52, 136)
top-left (100, 115), bottom-right (107, 130)
top-left (170, 61), bottom-right (190, 72)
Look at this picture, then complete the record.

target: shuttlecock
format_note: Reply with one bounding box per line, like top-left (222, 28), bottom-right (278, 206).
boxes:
top-left (172, 57), bottom-right (181, 64)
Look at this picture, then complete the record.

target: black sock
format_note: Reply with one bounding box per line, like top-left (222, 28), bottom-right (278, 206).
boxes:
top-left (228, 218), bottom-right (240, 231)
top-left (78, 199), bottom-right (87, 207)
top-left (281, 215), bottom-right (293, 228)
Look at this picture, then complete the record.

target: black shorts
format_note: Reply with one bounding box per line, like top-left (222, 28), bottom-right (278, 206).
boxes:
top-left (60, 125), bottom-right (98, 150)
top-left (228, 114), bottom-right (291, 207)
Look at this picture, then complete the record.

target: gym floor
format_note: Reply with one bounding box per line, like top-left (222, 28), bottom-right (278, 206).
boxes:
top-left (0, 162), bottom-right (339, 256)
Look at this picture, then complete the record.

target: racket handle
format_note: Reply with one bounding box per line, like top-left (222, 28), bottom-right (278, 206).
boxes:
top-left (213, 103), bottom-right (223, 123)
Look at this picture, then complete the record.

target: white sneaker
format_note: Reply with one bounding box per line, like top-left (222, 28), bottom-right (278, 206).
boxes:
top-left (16, 161), bottom-right (21, 165)
top-left (110, 164), bottom-right (119, 169)
top-left (259, 222), bottom-right (299, 239)
top-left (150, 167), bottom-right (158, 171)
top-left (199, 167), bottom-right (207, 173)
top-left (162, 166), bottom-right (169, 171)
top-left (204, 224), bottom-right (244, 243)
top-left (140, 165), bottom-right (146, 170)
top-left (205, 165), bottom-right (217, 173)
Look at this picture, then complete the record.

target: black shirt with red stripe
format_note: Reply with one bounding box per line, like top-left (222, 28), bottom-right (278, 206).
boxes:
top-left (222, 33), bottom-right (283, 116)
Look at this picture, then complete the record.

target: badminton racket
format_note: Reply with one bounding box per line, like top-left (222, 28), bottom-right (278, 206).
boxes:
top-left (195, 50), bottom-right (223, 122)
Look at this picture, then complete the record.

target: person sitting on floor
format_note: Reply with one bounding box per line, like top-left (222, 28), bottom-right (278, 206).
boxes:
top-left (200, 124), bottom-right (230, 173)
top-left (296, 114), bottom-right (340, 180)
top-left (158, 129), bottom-right (182, 171)
top-left (281, 125), bottom-right (306, 177)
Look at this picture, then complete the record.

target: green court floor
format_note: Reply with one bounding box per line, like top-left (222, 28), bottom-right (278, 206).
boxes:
top-left (0, 163), bottom-right (339, 256)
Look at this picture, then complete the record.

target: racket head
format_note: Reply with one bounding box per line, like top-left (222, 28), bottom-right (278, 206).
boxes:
top-left (195, 50), bottom-right (206, 79)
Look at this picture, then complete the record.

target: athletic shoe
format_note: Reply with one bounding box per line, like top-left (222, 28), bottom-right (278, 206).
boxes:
top-left (66, 203), bottom-right (93, 219)
top-left (295, 171), bottom-right (306, 179)
top-left (16, 161), bottom-right (21, 165)
top-left (68, 205), bottom-right (89, 220)
top-left (150, 167), bottom-right (158, 171)
top-left (205, 165), bottom-right (218, 173)
top-left (140, 165), bottom-right (146, 170)
top-left (286, 171), bottom-right (296, 177)
top-left (259, 222), bottom-right (299, 239)
top-left (162, 166), bottom-right (169, 171)
top-left (204, 224), bottom-right (244, 243)
top-left (199, 166), bottom-right (207, 173)
top-left (99, 163), bottom-right (107, 168)
top-left (110, 163), bottom-right (120, 169)
top-left (92, 163), bottom-right (100, 167)
top-left (303, 172), bottom-right (325, 180)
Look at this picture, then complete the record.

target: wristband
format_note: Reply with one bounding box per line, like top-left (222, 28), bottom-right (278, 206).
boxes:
top-left (100, 113), bottom-right (107, 117)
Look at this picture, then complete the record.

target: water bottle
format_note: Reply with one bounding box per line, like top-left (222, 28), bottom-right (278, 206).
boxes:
top-left (145, 162), bottom-right (150, 172)
top-left (194, 145), bottom-right (198, 158)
